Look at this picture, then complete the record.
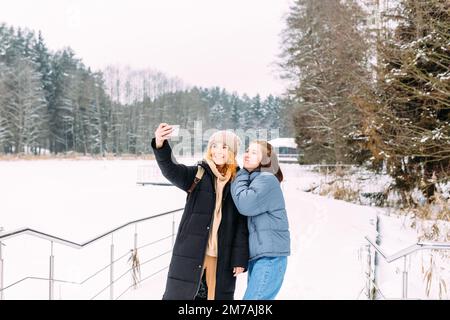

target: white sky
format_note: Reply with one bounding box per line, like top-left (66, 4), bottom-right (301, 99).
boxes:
top-left (0, 0), bottom-right (292, 97)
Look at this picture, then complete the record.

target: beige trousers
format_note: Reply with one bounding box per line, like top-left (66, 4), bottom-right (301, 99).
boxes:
top-left (202, 255), bottom-right (218, 300)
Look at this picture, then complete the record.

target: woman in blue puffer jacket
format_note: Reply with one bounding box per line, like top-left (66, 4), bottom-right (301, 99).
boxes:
top-left (231, 140), bottom-right (290, 300)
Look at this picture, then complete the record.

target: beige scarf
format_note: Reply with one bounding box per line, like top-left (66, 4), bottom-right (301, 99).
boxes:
top-left (205, 158), bottom-right (231, 257)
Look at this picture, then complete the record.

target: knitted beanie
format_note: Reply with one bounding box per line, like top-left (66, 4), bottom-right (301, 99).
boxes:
top-left (207, 130), bottom-right (241, 155)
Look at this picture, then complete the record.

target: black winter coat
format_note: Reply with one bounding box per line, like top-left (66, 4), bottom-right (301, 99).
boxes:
top-left (151, 139), bottom-right (249, 300)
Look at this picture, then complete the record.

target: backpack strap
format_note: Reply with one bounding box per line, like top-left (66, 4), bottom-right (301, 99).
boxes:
top-left (187, 162), bottom-right (205, 193)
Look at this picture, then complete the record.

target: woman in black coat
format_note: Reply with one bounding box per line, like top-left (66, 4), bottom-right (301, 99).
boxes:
top-left (152, 123), bottom-right (249, 300)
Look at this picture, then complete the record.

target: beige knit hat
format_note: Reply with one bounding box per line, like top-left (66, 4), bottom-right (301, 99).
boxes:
top-left (207, 130), bottom-right (241, 155)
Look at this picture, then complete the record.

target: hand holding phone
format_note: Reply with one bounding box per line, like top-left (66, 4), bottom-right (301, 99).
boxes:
top-left (170, 125), bottom-right (180, 137)
top-left (154, 123), bottom-right (180, 148)
top-left (154, 123), bottom-right (172, 148)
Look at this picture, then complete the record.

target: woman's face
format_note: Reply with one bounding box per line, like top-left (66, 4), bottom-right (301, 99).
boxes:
top-left (243, 143), bottom-right (262, 171)
top-left (210, 142), bottom-right (229, 166)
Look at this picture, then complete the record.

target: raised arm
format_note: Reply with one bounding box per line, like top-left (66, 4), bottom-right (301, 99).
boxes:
top-left (231, 170), bottom-right (277, 216)
top-left (151, 123), bottom-right (196, 192)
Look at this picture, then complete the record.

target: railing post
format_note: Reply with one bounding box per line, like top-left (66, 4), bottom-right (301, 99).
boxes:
top-left (133, 224), bottom-right (139, 288)
top-left (110, 234), bottom-right (114, 300)
top-left (402, 256), bottom-right (408, 299)
top-left (373, 216), bottom-right (381, 300)
top-left (49, 241), bottom-right (54, 300)
top-left (172, 212), bottom-right (175, 246)
top-left (365, 244), bottom-right (374, 299)
top-left (0, 239), bottom-right (4, 300)
top-left (134, 224), bottom-right (138, 251)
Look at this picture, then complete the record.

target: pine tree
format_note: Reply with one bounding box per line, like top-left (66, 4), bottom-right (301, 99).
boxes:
top-left (229, 93), bottom-right (241, 129)
top-left (210, 102), bottom-right (226, 129)
top-left (32, 31), bottom-right (53, 107)
top-left (250, 94), bottom-right (263, 130)
top-left (240, 94), bottom-right (253, 131)
top-left (360, 0), bottom-right (450, 201)
top-left (48, 48), bottom-right (78, 153)
top-left (0, 23), bottom-right (288, 156)
top-left (263, 94), bottom-right (281, 130)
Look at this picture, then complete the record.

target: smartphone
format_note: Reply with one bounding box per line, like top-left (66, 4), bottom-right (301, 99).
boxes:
top-left (170, 125), bottom-right (180, 137)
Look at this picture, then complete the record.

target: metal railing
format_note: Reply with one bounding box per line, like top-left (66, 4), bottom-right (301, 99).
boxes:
top-left (0, 208), bottom-right (183, 300)
top-left (363, 236), bottom-right (450, 299)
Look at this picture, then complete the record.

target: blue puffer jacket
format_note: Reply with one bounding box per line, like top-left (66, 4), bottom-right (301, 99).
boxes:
top-left (231, 169), bottom-right (290, 261)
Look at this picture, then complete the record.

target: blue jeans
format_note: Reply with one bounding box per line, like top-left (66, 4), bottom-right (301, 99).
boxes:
top-left (243, 256), bottom-right (287, 300)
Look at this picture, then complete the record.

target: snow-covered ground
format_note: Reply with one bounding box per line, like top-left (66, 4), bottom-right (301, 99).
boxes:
top-left (0, 160), bottom-right (447, 299)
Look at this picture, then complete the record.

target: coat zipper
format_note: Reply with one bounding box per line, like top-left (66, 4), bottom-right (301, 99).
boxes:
top-left (192, 178), bottom-right (218, 299)
top-left (193, 201), bottom-right (215, 299)
top-left (192, 172), bottom-right (229, 299)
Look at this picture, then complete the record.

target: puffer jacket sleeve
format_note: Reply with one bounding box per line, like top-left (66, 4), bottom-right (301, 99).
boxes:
top-left (231, 169), bottom-right (278, 216)
top-left (151, 138), bottom-right (197, 192)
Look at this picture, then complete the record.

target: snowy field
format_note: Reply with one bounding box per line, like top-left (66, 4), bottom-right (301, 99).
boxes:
top-left (0, 159), bottom-right (448, 300)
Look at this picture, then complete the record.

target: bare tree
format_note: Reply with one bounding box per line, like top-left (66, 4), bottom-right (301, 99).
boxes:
top-left (1, 58), bottom-right (47, 153)
top-left (280, 0), bottom-right (372, 164)
top-left (0, 62), bottom-right (11, 151)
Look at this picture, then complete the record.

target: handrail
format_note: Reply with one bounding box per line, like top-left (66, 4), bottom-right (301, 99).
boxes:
top-left (364, 236), bottom-right (450, 299)
top-left (0, 208), bottom-right (184, 249)
top-left (364, 236), bottom-right (450, 263)
top-left (136, 182), bottom-right (173, 186)
top-left (0, 234), bottom-right (174, 293)
top-left (0, 208), bottom-right (183, 300)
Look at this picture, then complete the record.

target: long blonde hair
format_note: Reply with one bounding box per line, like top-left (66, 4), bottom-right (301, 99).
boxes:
top-left (205, 147), bottom-right (238, 181)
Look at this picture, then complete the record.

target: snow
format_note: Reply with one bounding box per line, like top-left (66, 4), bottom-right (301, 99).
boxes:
top-left (0, 160), bottom-right (185, 299)
top-left (0, 160), bottom-right (447, 300)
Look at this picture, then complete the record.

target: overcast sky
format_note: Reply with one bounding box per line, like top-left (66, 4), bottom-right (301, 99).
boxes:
top-left (0, 0), bottom-right (292, 97)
